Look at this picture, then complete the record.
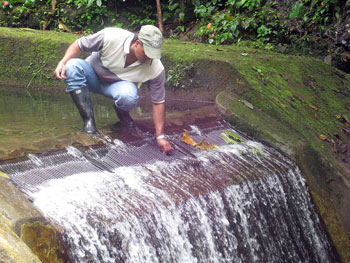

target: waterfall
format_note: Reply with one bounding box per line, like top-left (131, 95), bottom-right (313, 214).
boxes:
top-left (0, 126), bottom-right (339, 262)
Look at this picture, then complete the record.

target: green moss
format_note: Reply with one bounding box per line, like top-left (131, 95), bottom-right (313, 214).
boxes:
top-left (21, 222), bottom-right (65, 263)
top-left (311, 190), bottom-right (350, 263)
top-left (0, 27), bottom-right (79, 88)
top-left (0, 219), bottom-right (42, 263)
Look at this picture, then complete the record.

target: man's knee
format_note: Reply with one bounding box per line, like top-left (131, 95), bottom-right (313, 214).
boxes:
top-left (65, 58), bottom-right (86, 77)
top-left (64, 59), bottom-right (93, 93)
top-left (113, 82), bottom-right (139, 112)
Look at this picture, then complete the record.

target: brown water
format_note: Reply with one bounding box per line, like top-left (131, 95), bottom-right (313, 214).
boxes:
top-left (0, 87), bottom-right (218, 160)
top-left (0, 87), bottom-right (118, 159)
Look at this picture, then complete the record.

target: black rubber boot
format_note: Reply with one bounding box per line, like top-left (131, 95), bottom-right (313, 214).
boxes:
top-left (70, 87), bottom-right (97, 134)
top-left (113, 104), bottom-right (145, 136)
top-left (113, 104), bottom-right (135, 129)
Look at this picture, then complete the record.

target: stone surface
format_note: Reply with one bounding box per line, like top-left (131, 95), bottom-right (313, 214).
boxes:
top-left (0, 178), bottom-right (64, 263)
top-left (0, 178), bottom-right (42, 263)
top-left (0, 215), bottom-right (42, 263)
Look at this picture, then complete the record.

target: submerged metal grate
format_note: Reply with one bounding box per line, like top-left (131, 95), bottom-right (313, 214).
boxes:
top-left (0, 124), bottom-right (245, 191)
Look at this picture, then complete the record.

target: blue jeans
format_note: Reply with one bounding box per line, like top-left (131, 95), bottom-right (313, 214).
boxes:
top-left (64, 58), bottom-right (139, 112)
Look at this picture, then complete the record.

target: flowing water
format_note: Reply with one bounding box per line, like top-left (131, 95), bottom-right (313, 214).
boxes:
top-left (1, 126), bottom-right (339, 263)
top-left (0, 87), bottom-right (339, 262)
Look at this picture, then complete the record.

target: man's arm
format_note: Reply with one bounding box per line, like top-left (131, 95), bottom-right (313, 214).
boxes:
top-left (152, 103), bottom-right (172, 154)
top-left (54, 40), bottom-right (81, 80)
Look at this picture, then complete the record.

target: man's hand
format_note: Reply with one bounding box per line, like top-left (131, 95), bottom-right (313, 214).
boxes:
top-left (157, 138), bottom-right (172, 154)
top-left (152, 103), bottom-right (171, 154)
top-left (54, 40), bottom-right (81, 80)
top-left (54, 61), bottom-right (66, 80)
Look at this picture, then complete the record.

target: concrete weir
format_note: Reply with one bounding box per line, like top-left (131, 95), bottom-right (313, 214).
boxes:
top-left (0, 120), bottom-right (340, 263)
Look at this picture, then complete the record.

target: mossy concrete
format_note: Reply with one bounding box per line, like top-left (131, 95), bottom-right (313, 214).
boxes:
top-left (0, 27), bottom-right (350, 262)
top-left (0, 27), bottom-right (79, 89)
top-left (0, 178), bottom-right (65, 263)
top-left (0, 213), bottom-right (41, 263)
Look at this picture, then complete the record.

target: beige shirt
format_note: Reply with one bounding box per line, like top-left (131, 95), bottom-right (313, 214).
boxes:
top-left (78, 27), bottom-right (166, 103)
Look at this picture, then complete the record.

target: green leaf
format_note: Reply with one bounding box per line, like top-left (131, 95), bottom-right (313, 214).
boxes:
top-left (335, 12), bottom-right (340, 20)
top-left (177, 25), bottom-right (185, 32)
top-left (221, 132), bottom-right (238, 144)
top-left (169, 3), bottom-right (179, 11)
top-left (289, 2), bottom-right (304, 18)
top-left (221, 130), bottom-right (244, 144)
top-left (192, 0), bottom-right (200, 7)
top-left (250, 148), bottom-right (263, 159)
top-left (179, 12), bottom-right (185, 22)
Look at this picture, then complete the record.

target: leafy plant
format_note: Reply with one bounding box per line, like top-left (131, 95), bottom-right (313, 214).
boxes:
top-left (226, 0), bottom-right (262, 12)
top-left (195, 0), bottom-right (286, 45)
top-left (289, 1), bottom-right (305, 18)
top-left (166, 62), bottom-right (194, 90)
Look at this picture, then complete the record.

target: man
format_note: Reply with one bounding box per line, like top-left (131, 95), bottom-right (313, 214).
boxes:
top-left (54, 25), bottom-right (172, 154)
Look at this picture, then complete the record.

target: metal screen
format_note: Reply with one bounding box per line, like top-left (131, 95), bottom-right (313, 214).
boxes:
top-left (0, 123), bottom-right (242, 195)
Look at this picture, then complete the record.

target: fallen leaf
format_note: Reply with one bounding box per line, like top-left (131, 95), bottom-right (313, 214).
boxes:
top-left (343, 127), bottom-right (350, 135)
top-left (221, 130), bottom-right (244, 144)
top-left (181, 132), bottom-right (197, 146)
top-left (331, 139), bottom-right (338, 153)
top-left (309, 103), bottom-right (319, 111)
top-left (0, 171), bottom-right (10, 179)
top-left (335, 113), bottom-right (349, 124)
top-left (272, 96), bottom-right (286, 108)
top-left (221, 133), bottom-right (238, 144)
top-left (239, 99), bottom-right (254, 109)
top-left (324, 54), bottom-right (332, 65)
top-left (73, 30), bottom-right (83, 35)
top-left (181, 132), bottom-right (217, 151)
top-left (250, 148), bottom-right (263, 159)
top-left (58, 21), bottom-right (70, 32)
top-left (225, 130), bottom-right (244, 142)
top-left (196, 139), bottom-right (216, 151)
top-left (319, 134), bottom-right (328, 140)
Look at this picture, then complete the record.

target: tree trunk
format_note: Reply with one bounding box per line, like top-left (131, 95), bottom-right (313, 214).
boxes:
top-left (43, 0), bottom-right (56, 30)
top-left (156, 0), bottom-right (164, 33)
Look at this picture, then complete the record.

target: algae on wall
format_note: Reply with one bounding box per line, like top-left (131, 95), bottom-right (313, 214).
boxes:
top-left (0, 214), bottom-right (42, 263)
top-left (0, 27), bottom-right (79, 89)
top-left (0, 177), bottom-right (65, 263)
top-left (213, 50), bottom-right (350, 262)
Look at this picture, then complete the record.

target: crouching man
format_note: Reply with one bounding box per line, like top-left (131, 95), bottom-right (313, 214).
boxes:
top-left (54, 25), bottom-right (172, 154)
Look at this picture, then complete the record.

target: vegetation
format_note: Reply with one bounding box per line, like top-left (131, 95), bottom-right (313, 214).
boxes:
top-left (0, 0), bottom-right (349, 56)
top-left (0, 0), bottom-right (349, 72)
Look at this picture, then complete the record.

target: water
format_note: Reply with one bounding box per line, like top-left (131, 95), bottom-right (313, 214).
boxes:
top-left (0, 87), bottom-right (216, 160)
top-left (0, 87), bottom-right (117, 158)
top-left (23, 140), bottom-right (338, 263)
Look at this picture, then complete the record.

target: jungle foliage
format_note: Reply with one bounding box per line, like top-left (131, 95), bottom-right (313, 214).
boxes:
top-left (1, 0), bottom-right (350, 61)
